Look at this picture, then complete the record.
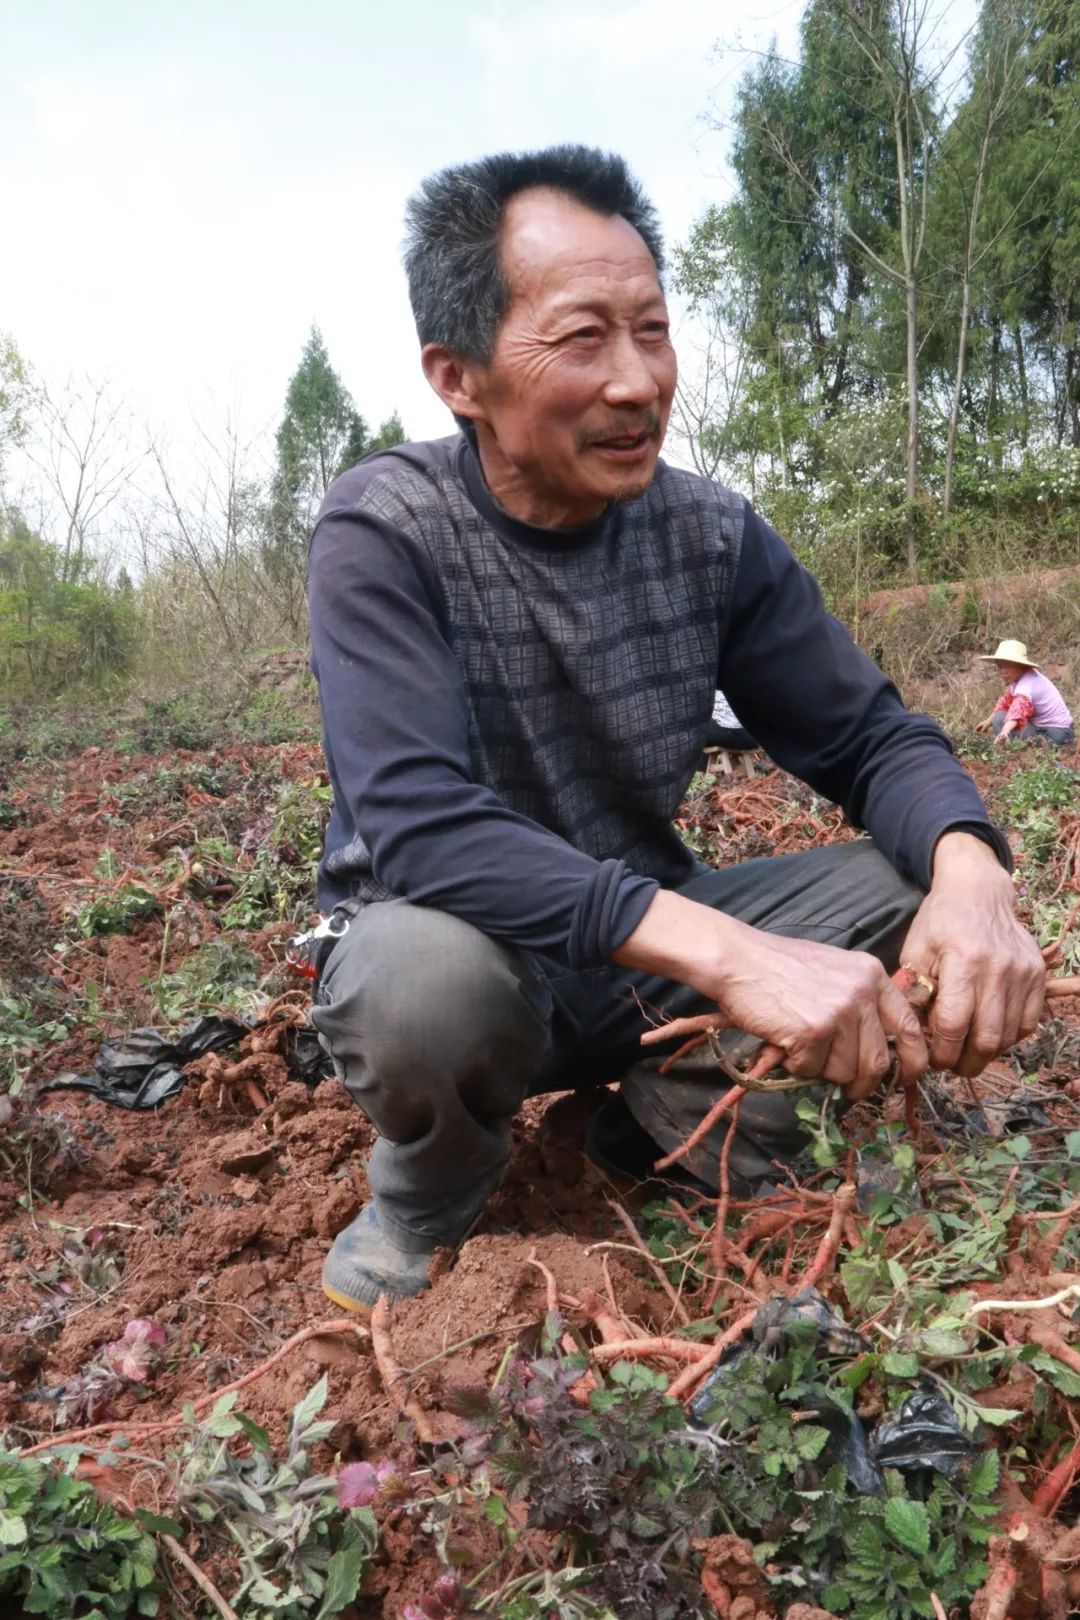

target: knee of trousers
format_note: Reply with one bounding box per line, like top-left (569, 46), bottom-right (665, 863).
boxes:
top-left (809, 841), bottom-right (923, 962)
top-left (311, 900), bottom-right (551, 1098)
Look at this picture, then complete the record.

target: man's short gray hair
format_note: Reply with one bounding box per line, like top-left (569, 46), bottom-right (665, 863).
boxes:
top-left (403, 144), bottom-right (665, 364)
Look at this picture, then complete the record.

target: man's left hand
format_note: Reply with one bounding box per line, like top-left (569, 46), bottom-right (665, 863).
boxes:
top-left (900, 831), bottom-right (1045, 1077)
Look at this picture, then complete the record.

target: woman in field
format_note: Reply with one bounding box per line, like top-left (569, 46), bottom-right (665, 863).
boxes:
top-left (976, 639), bottom-right (1075, 748)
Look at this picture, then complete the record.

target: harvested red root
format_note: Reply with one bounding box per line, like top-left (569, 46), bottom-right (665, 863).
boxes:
top-left (525, 1251), bottom-right (560, 1316)
top-left (972, 1523), bottom-right (1032, 1620)
top-left (667, 1180), bottom-right (857, 1405)
top-left (590, 1336), bottom-right (709, 1364)
top-left (707, 1093), bottom-right (742, 1308)
top-left (653, 1088), bottom-right (741, 1172)
top-left (581, 1291), bottom-right (630, 1346)
top-left (666, 1306), bottom-right (759, 1403)
top-left (370, 1294), bottom-right (437, 1443)
top-left (800, 1182), bottom-right (857, 1293)
top-left (526, 1252), bottom-right (596, 1401)
top-left (1032, 1435), bottom-right (1080, 1519)
top-left (1031, 1193), bottom-right (1080, 1274)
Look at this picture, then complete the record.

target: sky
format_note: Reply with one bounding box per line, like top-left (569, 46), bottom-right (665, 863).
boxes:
top-left (2, 0), bottom-right (978, 460)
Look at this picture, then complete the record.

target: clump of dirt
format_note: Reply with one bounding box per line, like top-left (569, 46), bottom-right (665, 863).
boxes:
top-left (0, 876), bottom-right (53, 991)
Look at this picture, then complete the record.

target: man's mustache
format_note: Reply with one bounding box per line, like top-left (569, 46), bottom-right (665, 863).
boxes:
top-left (579, 410), bottom-right (662, 449)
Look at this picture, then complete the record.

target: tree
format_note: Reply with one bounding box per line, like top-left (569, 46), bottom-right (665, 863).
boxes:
top-left (265, 327), bottom-right (407, 618)
top-left (0, 335), bottom-right (31, 484)
top-left (370, 410), bottom-right (407, 453)
top-left (28, 376), bottom-right (141, 582)
top-left (268, 327), bottom-right (367, 567)
top-left (737, 0), bottom-right (949, 570)
top-left (0, 508), bottom-right (135, 695)
top-left (928, 0), bottom-right (1073, 504)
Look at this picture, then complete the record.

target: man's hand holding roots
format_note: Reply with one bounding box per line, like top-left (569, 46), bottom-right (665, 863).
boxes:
top-left (621, 830), bottom-right (1049, 1101)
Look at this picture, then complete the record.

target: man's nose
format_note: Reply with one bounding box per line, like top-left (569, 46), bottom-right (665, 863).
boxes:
top-left (602, 331), bottom-right (660, 409)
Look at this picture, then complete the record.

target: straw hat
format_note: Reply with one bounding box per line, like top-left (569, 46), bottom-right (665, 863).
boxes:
top-left (978, 638), bottom-right (1039, 670)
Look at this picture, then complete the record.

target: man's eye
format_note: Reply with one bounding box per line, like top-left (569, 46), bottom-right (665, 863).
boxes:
top-left (569, 327), bottom-right (603, 342)
top-left (641, 322), bottom-right (669, 338)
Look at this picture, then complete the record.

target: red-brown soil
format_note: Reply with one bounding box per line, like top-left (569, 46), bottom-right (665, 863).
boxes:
top-left (2, 730), bottom-right (1080, 1617)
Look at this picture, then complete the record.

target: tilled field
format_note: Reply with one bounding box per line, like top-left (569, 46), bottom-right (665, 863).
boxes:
top-left (1, 727), bottom-right (1080, 1620)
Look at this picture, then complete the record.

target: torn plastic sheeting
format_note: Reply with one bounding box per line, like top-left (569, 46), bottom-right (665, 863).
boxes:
top-left (871, 1384), bottom-right (980, 1478)
top-left (962, 1097), bottom-right (1052, 1137)
top-left (689, 1289), bottom-right (884, 1496)
top-left (42, 1014), bottom-right (335, 1111)
top-left (284, 1025), bottom-right (336, 1088)
top-left (43, 1016), bottom-right (251, 1109)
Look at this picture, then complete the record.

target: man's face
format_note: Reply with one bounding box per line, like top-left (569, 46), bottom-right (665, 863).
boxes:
top-left (464, 188), bottom-right (676, 526)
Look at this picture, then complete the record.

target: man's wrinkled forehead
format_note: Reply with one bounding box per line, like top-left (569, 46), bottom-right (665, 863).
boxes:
top-left (498, 186), bottom-right (663, 309)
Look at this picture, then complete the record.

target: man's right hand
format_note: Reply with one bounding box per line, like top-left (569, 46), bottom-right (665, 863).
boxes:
top-left (613, 889), bottom-right (928, 1099)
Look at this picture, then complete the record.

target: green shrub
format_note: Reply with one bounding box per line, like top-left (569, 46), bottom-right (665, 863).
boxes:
top-left (0, 1450), bottom-right (161, 1618)
top-left (0, 527), bottom-right (136, 699)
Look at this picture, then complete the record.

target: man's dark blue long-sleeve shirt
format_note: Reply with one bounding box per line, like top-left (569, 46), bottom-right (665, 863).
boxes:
top-left (309, 434), bottom-right (1009, 968)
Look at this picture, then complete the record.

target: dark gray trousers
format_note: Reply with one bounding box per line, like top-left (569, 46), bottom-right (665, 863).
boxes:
top-left (311, 842), bottom-right (922, 1252)
top-left (991, 710), bottom-right (1075, 746)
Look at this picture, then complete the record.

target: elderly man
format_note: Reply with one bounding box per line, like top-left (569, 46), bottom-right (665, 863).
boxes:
top-left (308, 145), bottom-right (1044, 1313)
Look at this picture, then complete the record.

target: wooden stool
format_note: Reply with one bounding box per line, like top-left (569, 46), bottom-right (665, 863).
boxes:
top-left (704, 746), bottom-right (756, 780)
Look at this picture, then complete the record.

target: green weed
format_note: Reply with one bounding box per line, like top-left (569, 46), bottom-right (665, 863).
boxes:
top-left (0, 994), bottom-right (72, 1095)
top-left (999, 760), bottom-right (1078, 817)
top-left (151, 938), bottom-right (264, 1023)
top-left (0, 1450), bottom-right (161, 1618)
top-left (73, 885), bottom-right (162, 938)
top-left (171, 1375), bottom-right (378, 1617)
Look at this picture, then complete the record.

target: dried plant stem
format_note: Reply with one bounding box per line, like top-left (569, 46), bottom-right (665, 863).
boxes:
top-left (964, 1284), bottom-right (1080, 1318)
top-left (605, 1200), bottom-right (691, 1327)
top-left (161, 1534), bottom-right (240, 1620)
top-left (707, 1094), bottom-right (741, 1309)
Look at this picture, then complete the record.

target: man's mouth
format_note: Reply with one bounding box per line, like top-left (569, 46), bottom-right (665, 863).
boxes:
top-left (589, 429), bottom-right (653, 457)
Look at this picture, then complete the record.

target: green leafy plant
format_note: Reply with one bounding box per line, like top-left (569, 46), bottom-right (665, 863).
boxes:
top-left (74, 885), bottom-right (163, 938)
top-left (692, 1320), bottom-right (999, 1618)
top-left (112, 762), bottom-right (230, 813)
top-left (151, 938), bottom-right (264, 1023)
top-left (222, 780), bottom-right (332, 928)
top-left (0, 1449), bottom-right (162, 1617)
top-left (444, 1336), bottom-right (729, 1620)
top-left (0, 993), bottom-right (72, 1094)
top-left (819, 1454), bottom-right (1000, 1620)
top-left (171, 1375), bottom-right (377, 1617)
top-left (999, 760), bottom-right (1078, 817)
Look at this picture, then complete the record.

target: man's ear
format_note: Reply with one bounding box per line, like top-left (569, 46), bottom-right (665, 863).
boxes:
top-left (421, 344), bottom-right (485, 424)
